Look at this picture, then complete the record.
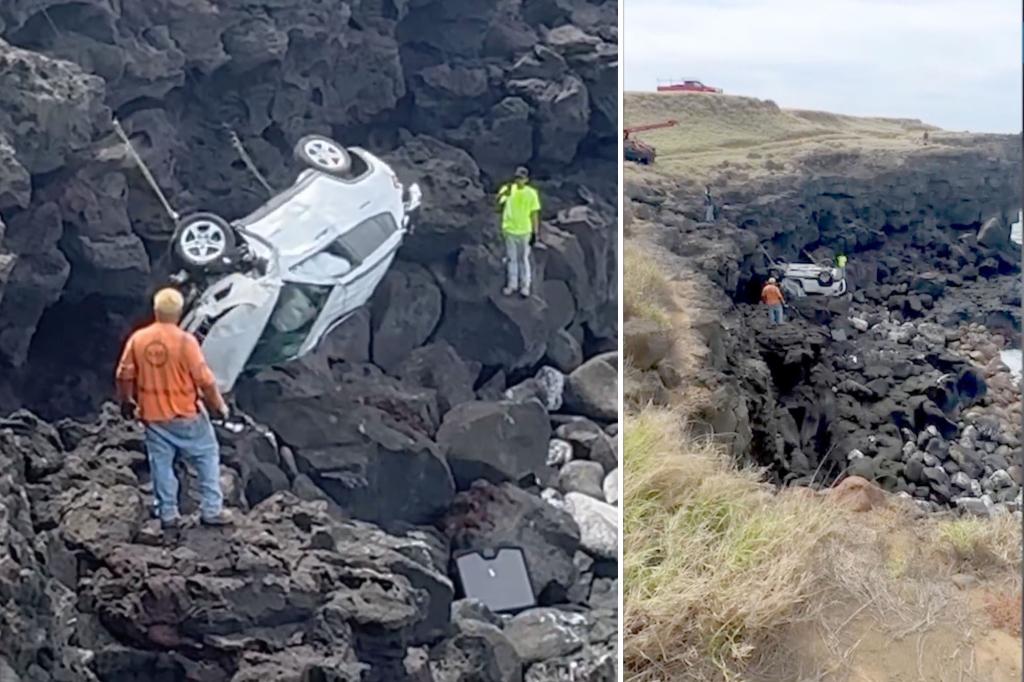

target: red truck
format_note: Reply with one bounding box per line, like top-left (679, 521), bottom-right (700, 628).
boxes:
top-left (656, 79), bottom-right (723, 94)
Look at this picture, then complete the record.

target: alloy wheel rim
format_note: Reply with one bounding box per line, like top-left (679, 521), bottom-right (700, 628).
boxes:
top-left (180, 220), bottom-right (226, 264)
top-left (304, 139), bottom-right (346, 169)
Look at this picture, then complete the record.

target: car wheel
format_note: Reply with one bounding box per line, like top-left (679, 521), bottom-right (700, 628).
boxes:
top-left (172, 212), bottom-right (236, 270)
top-left (295, 135), bottom-right (351, 175)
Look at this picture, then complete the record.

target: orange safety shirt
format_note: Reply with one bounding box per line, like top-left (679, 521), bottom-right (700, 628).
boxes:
top-left (115, 322), bottom-right (216, 423)
top-left (761, 284), bottom-right (784, 306)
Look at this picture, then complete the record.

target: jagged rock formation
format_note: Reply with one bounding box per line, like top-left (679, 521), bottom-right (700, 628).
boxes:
top-left (626, 136), bottom-right (1021, 512)
top-left (0, 0), bottom-right (618, 416)
top-left (0, 1), bottom-right (618, 680)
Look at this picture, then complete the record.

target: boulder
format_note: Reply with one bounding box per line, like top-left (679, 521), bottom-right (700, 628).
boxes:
top-left (829, 475), bottom-right (887, 512)
top-left (504, 608), bottom-right (589, 663)
top-left (506, 75), bottom-right (589, 164)
top-left (977, 215), bottom-right (1010, 249)
top-left (505, 366), bottom-right (565, 412)
top-left (437, 400), bottom-right (551, 489)
top-left (544, 328), bottom-right (585, 373)
top-left (393, 342), bottom-right (479, 414)
top-left (554, 419), bottom-right (618, 472)
top-left (444, 97), bottom-right (534, 181)
top-left (623, 318), bottom-right (672, 370)
top-left (239, 389), bottom-right (454, 525)
top-left (436, 290), bottom-right (553, 370)
top-left (429, 618), bottom-right (523, 682)
top-left (562, 352), bottom-right (617, 421)
top-left (547, 438), bottom-right (573, 468)
top-left (602, 470), bottom-right (618, 505)
top-left (557, 460), bottom-right (605, 500)
top-left (384, 136), bottom-right (488, 261)
top-left (444, 482), bottom-right (580, 602)
top-left (562, 492), bottom-right (618, 560)
top-left (370, 263), bottom-right (443, 372)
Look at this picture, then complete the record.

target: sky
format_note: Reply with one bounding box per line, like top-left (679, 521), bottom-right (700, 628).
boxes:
top-left (624, 0), bottom-right (1022, 133)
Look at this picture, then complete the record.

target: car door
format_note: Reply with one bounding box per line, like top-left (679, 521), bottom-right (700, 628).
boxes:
top-left (185, 275), bottom-right (284, 394)
top-left (296, 212), bottom-right (403, 357)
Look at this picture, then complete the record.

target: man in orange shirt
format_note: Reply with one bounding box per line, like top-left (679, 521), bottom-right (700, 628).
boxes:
top-left (761, 277), bottom-right (785, 325)
top-left (116, 288), bottom-right (232, 530)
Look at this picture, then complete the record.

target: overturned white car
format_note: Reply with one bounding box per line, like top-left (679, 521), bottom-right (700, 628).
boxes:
top-left (119, 125), bottom-right (422, 393)
top-left (777, 263), bottom-right (847, 298)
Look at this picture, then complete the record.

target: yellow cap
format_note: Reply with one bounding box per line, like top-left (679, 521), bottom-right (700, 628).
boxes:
top-left (153, 288), bottom-right (184, 322)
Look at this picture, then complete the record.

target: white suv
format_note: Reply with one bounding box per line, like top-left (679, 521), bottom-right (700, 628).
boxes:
top-left (167, 134), bottom-right (421, 393)
top-left (777, 263), bottom-right (847, 298)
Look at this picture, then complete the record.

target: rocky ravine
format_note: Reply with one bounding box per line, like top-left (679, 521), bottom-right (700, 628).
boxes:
top-left (626, 138), bottom-right (1022, 515)
top-left (0, 2), bottom-right (618, 681)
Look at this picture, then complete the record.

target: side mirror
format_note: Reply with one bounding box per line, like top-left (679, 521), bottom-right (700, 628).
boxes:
top-left (404, 182), bottom-right (422, 212)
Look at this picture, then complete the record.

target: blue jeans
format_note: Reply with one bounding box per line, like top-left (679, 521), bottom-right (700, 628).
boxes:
top-left (144, 414), bottom-right (223, 522)
top-left (768, 304), bottom-right (784, 325)
top-left (504, 233), bottom-right (532, 292)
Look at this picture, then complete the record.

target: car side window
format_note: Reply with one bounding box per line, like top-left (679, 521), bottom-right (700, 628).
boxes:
top-left (327, 213), bottom-right (398, 265)
top-left (247, 282), bottom-right (333, 369)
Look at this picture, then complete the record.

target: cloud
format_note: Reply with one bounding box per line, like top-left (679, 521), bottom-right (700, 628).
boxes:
top-left (625, 0), bottom-right (1022, 132)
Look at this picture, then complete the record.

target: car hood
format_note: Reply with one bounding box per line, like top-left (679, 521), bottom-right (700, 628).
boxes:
top-left (183, 273), bottom-right (284, 394)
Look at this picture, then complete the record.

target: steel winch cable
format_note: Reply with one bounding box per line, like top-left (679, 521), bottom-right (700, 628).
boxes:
top-left (225, 125), bottom-right (275, 196)
top-left (112, 119), bottom-right (180, 222)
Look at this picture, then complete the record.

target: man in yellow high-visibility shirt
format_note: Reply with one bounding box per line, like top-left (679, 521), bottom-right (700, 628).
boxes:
top-left (496, 166), bottom-right (541, 297)
top-left (835, 253), bottom-right (847, 279)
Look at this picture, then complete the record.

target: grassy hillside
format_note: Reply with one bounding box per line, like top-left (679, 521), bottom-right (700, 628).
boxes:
top-left (624, 91), bottom-right (939, 179)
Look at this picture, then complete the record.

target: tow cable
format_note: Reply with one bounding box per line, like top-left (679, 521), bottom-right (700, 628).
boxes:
top-left (112, 119), bottom-right (180, 222)
top-left (224, 125), bottom-right (275, 196)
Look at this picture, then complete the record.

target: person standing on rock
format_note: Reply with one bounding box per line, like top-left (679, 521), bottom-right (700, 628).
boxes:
top-left (115, 288), bottom-right (233, 530)
top-left (761, 277), bottom-right (786, 325)
top-left (704, 185), bottom-right (715, 222)
top-left (496, 166), bottom-right (541, 298)
top-left (835, 253), bottom-right (848, 279)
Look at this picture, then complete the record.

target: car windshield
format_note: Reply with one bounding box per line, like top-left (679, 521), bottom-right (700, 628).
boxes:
top-left (247, 282), bottom-right (333, 369)
top-left (327, 212), bottom-right (398, 265)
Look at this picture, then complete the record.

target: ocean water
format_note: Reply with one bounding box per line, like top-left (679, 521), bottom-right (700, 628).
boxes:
top-left (998, 211), bottom-right (1021, 379)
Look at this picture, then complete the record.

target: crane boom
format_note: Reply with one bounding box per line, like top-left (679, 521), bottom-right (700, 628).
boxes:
top-left (623, 119), bottom-right (677, 139)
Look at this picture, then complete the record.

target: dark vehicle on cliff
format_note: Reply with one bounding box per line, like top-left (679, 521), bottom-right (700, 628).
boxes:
top-left (120, 126), bottom-right (422, 393)
top-left (623, 119), bottom-right (677, 165)
top-left (624, 138), bottom-right (657, 164)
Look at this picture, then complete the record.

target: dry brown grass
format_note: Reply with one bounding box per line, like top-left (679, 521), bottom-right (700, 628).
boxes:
top-left (623, 240), bottom-right (673, 326)
top-left (982, 588), bottom-right (1023, 637)
top-left (623, 407), bottom-right (840, 680)
top-left (932, 515), bottom-right (1023, 573)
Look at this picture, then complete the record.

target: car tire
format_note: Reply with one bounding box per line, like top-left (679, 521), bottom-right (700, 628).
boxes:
top-left (295, 135), bottom-right (352, 175)
top-left (172, 212), bottom-right (236, 270)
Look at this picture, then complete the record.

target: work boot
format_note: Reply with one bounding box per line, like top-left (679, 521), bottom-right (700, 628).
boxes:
top-left (160, 516), bottom-right (182, 531)
top-left (200, 510), bottom-right (235, 527)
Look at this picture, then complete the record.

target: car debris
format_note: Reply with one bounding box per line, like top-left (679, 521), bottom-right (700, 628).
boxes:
top-left (453, 546), bottom-right (536, 613)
